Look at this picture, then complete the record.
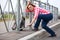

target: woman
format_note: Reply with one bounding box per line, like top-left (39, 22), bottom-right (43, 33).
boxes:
top-left (26, 2), bottom-right (56, 37)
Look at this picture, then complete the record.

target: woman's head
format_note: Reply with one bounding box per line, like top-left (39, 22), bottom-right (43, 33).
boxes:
top-left (27, 3), bottom-right (36, 11)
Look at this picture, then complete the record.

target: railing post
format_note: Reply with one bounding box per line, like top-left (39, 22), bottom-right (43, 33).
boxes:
top-left (0, 5), bottom-right (9, 32)
top-left (16, 0), bottom-right (20, 31)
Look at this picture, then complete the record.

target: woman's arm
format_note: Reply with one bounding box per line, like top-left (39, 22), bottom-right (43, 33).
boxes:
top-left (27, 17), bottom-right (37, 26)
top-left (30, 17), bottom-right (37, 25)
top-left (28, 7), bottom-right (40, 26)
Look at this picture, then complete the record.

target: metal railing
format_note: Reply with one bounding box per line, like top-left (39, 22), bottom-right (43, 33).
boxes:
top-left (0, 0), bottom-right (58, 33)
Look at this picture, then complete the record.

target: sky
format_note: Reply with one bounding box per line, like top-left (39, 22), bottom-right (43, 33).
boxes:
top-left (41, 0), bottom-right (60, 11)
top-left (0, 0), bottom-right (60, 12)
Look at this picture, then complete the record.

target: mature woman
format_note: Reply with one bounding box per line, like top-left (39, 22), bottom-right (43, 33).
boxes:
top-left (26, 1), bottom-right (56, 37)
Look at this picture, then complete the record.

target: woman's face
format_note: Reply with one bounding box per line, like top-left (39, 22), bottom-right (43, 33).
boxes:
top-left (28, 5), bottom-right (34, 11)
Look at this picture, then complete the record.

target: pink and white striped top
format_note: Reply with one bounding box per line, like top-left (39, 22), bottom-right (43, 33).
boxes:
top-left (26, 7), bottom-right (50, 19)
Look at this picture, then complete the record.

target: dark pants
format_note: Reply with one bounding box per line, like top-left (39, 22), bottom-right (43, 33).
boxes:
top-left (34, 13), bottom-right (55, 36)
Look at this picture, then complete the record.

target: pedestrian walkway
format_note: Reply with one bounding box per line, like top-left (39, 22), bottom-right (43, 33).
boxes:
top-left (39, 25), bottom-right (60, 40)
top-left (0, 20), bottom-right (60, 40)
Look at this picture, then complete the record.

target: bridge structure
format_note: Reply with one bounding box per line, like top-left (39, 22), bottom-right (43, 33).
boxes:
top-left (0, 0), bottom-right (60, 40)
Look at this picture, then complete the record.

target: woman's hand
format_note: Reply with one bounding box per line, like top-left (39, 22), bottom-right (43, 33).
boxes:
top-left (27, 17), bottom-right (36, 26)
top-left (27, 23), bottom-right (32, 26)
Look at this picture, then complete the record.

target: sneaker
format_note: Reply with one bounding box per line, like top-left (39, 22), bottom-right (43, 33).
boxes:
top-left (32, 28), bottom-right (39, 31)
top-left (48, 35), bottom-right (56, 37)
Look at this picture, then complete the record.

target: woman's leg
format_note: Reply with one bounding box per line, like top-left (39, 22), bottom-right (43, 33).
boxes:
top-left (41, 13), bottom-right (56, 37)
top-left (34, 15), bottom-right (41, 30)
top-left (41, 20), bottom-right (56, 36)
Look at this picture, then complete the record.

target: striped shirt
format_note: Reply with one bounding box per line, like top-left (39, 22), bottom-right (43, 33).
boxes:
top-left (26, 7), bottom-right (50, 19)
